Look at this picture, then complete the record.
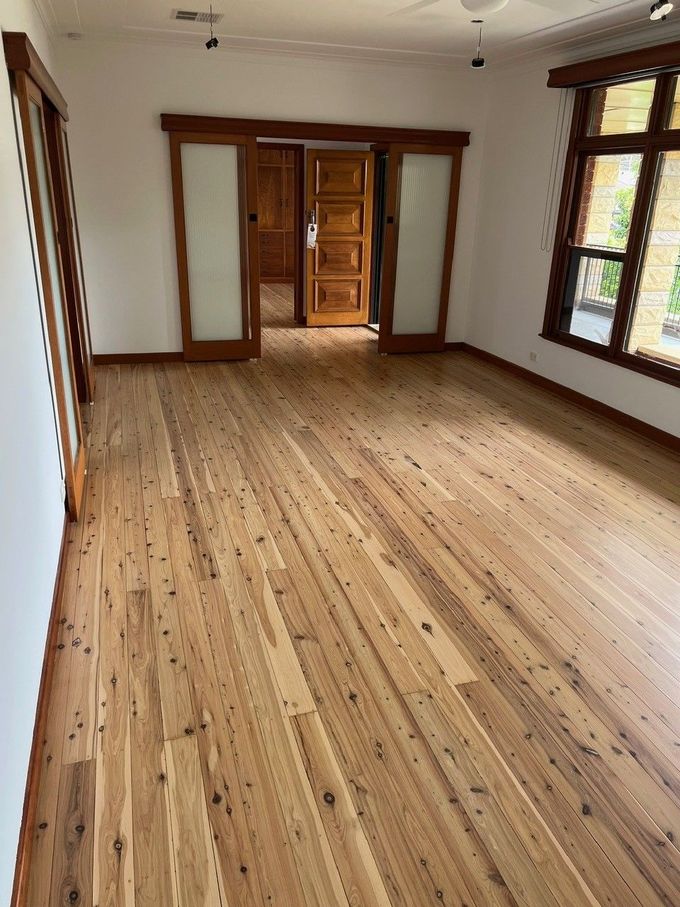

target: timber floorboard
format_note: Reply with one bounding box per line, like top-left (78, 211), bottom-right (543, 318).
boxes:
top-left (25, 285), bottom-right (680, 906)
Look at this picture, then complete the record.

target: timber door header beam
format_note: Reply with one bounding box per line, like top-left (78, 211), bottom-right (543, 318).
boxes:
top-left (160, 113), bottom-right (470, 147)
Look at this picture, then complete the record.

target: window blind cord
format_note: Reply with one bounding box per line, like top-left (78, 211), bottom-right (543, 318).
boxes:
top-left (541, 88), bottom-right (573, 253)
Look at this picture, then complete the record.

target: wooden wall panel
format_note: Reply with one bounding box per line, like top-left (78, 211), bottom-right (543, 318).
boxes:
top-left (257, 146), bottom-right (297, 283)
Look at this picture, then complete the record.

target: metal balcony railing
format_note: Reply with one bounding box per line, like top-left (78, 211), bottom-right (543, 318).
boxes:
top-left (577, 254), bottom-right (680, 337)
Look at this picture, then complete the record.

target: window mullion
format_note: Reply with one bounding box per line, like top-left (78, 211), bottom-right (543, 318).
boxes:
top-left (608, 145), bottom-right (658, 355)
top-left (649, 72), bottom-right (674, 134)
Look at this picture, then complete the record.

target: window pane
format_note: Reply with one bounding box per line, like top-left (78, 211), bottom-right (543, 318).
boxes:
top-left (575, 153), bottom-right (642, 252)
top-left (560, 251), bottom-right (622, 345)
top-left (668, 76), bottom-right (680, 129)
top-left (587, 79), bottom-right (655, 135)
top-left (626, 151), bottom-right (680, 369)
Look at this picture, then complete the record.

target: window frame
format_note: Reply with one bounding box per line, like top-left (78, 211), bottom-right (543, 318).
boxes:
top-left (543, 69), bottom-right (680, 387)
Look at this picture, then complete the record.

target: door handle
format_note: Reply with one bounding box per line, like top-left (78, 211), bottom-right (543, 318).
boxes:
top-left (306, 208), bottom-right (316, 225)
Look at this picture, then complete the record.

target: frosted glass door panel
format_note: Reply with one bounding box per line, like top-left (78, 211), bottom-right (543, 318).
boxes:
top-left (392, 153), bottom-right (452, 335)
top-left (181, 142), bottom-right (245, 342)
top-left (30, 101), bottom-right (80, 461)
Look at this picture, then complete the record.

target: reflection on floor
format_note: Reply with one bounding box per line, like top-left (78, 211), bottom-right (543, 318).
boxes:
top-left (26, 286), bottom-right (680, 906)
top-left (261, 282), bottom-right (296, 327)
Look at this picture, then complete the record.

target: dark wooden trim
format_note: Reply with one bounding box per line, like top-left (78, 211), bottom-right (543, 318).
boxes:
top-left (2, 32), bottom-right (68, 120)
top-left (161, 114), bottom-right (470, 148)
top-left (379, 333), bottom-right (447, 354)
top-left (548, 39), bottom-right (680, 88)
top-left (11, 513), bottom-right (69, 907)
top-left (44, 108), bottom-right (95, 404)
top-left (444, 341), bottom-right (464, 351)
top-left (459, 344), bottom-right (680, 453)
top-left (93, 351), bottom-right (184, 365)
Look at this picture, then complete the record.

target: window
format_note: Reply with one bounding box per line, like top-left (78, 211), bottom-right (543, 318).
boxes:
top-left (544, 69), bottom-right (680, 385)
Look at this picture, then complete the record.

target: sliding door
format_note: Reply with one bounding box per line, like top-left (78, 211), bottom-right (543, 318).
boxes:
top-left (15, 73), bottom-right (86, 520)
top-left (170, 132), bottom-right (261, 360)
top-left (378, 145), bottom-right (462, 353)
top-left (45, 109), bottom-right (95, 403)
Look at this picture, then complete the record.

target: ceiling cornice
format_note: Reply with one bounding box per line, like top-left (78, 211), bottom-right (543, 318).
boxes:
top-left (40, 0), bottom-right (680, 71)
top-left (55, 28), bottom-right (470, 69)
top-left (493, 15), bottom-right (680, 75)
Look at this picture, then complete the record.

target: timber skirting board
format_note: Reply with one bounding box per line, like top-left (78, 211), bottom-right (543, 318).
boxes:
top-left (11, 513), bottom-right (69, 907)
top-left (92, 345), bottom-right (678, 452)
top-left (461, 343), bottom-right (680, 454)
top-left (92, 352), bottom-right (183, 365)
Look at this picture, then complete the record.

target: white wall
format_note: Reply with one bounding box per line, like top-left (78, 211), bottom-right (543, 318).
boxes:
top-left (55, 38), bottom-right (490, 353)
top-left (0, 2), bottom-right (66, 902)
top-left (467, 59), bottom-right (680, 437)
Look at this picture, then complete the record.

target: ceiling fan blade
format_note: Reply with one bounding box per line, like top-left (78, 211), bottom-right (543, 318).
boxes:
top-left (389, 0), bottom-right (442, 17)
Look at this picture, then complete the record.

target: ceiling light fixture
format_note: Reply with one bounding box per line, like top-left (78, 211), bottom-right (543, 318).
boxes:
top-left (650, 1), bottom-right (674, 19)
top-left (461, 0), bottom-right (508, 12)
top-left (471, 19), bottom-right (486, 69)
top-left (205, 4), bottom-right (219, 48)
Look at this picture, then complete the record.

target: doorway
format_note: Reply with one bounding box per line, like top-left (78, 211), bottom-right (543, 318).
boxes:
top-left (256, 142), bottom-right (304, 327)
top-left (255, 140), bottom-right (376, 332)
top-left (164, 115), bottom-right (469, 360)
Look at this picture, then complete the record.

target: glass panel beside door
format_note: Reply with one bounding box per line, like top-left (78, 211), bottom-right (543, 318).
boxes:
top-left (170, 133), bottom-right (261, 360)
top-left (378, 145), bottom-right (463, 353)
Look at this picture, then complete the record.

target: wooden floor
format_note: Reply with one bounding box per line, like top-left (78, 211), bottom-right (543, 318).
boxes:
top-left (27, 286), bottom-right (680, 906)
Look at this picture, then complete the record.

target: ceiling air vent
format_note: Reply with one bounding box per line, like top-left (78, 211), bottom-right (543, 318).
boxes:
top-left (172, 9), bottom-right (223, 24)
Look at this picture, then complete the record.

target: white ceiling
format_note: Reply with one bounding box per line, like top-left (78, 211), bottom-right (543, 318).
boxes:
top-left (39, 0), bottom-right (673, 63)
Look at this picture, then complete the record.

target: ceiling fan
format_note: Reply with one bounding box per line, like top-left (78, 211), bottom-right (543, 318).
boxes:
top-left (391, 0), bottom-right (603, 17)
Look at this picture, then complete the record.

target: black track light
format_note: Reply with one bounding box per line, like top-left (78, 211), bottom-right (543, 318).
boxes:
top-left (471, 19), bottom-right (485, 69)
top-left (205, 4), bottom-right (219, 49)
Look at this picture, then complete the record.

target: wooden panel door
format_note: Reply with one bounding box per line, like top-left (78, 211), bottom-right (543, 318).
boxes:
top-left (257, 146), bottom-right (297, 282)
top-left (306, 150), bottom-right (374, 326)
top-left (378, 144), bottom-right (462, 353)
top-left (169, 132), bottom-right (261, 361)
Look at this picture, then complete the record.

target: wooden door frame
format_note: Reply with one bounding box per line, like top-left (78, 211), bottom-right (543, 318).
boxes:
top-left (256, 141), bottom-right (305, 324)
top-left (163, 114), bottom-right (470, 354)
top-left (162, 113), bottom-right (470, 148)
top-left (169, 131), bottom-right (262, 360)
top-left (378, 144), bottom-right (463, 354)
top-left (14, 71), bottom-right (86, 520)
top-left (44, 107), bottom-right (95, 403)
